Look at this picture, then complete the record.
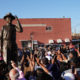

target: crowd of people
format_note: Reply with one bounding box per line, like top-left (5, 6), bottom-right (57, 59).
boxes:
top-left (0, 13), bottom-right (80, 80)
top-left (0, 43), bottom-right (80, 80)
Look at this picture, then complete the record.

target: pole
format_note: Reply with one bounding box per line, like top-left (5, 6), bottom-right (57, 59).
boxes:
top-left (32, 40), bottom-right (33, 50)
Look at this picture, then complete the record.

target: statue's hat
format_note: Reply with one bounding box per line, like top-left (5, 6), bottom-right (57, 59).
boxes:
top-left (3, 13), bottom-right (15, 20)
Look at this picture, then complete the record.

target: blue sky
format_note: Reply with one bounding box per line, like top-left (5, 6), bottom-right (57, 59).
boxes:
top-left (0, 0), bottom-right (80, 33)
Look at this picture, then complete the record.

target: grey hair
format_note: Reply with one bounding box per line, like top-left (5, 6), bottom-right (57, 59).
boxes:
top-left (9, 69), bottom-right (19, 80)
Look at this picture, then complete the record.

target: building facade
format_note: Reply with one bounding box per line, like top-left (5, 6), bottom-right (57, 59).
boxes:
top-left (0, 18), bottom-right (71, 48)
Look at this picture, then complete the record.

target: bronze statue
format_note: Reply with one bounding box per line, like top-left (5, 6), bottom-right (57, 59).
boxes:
top-left (0, 13), bottom-right (23, 64)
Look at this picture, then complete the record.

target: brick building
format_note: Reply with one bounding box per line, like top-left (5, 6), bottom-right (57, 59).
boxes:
top-left (0, 18), bottom-right (71, 48)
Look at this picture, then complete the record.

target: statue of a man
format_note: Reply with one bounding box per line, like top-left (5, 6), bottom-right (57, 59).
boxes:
top-left (0, 13), bottom-right (23, 64)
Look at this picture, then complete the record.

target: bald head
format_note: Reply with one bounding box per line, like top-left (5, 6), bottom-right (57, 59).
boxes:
top-left (9, 68), bottom-right (19, 80)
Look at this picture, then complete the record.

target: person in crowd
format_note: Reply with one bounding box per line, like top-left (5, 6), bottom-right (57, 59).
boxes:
top-left (62, 63), bottom-right (77, 80)
top-left (34, 47), bottom-right (39, 56)
top-left (9, 68), bottom-right (19, 80)
top-left (68, 51), bottom-right (78, 66)
top-left (18, 48), bottom-right (23, 62)
top-left (20, 53), bottom-right (34, 75)
top-left (47, 54), bottom-right (61, 80)
top-left (10, 60), bottom-right (26, 80)
top-left (36, 57), bottom-right (55, 80)
top-left (22, 48), bottom-right (30, 58)
top-left (56, 49), bottom-right (67, 62)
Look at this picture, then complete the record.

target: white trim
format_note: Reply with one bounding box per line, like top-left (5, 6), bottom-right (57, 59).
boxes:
top-left (19, 40), bottom-right (27, 41)
top-left (33, 40), bottom-right (38, 44)
top-left (21, 24), bottom-right (46, 27)
top-left (49, 40), bottom-right (54, 44)
top-left (65, 38), bottom-right (70, 42)
top-left (57, 39), bottom-right (62, 43)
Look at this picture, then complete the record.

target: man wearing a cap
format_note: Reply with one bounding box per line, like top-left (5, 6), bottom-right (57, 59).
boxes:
top-left (0, 13), bottom-right (23, 64)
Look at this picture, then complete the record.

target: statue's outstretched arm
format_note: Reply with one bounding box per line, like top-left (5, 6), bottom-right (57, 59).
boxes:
top-left (15, 16), bottom-right (23, 32)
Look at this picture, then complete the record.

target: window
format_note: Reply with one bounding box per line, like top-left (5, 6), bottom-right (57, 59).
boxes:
top-left (21, 41), bottom-right (28, 48)
top-left (46, 26), bottom-right (52, 31)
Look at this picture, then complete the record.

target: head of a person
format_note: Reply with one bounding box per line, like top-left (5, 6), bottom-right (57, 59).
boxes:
top-left (36, 68), bottom-right (44, 78)
top-left (47, 46), bottom-right (50, 51)
top-left (57, 49), bottom-right (61, 55)
top-left (24, 59), bottom-right (29, 67)
top-left (69, 52), bottom-right (74, 59)
top-left (41, 58), bottom-right (49, 65)
top-left (4, 13), bottom-right (15, 24)
top-left (9, 68), bottom-right (19, 80)
top-left (51, 54), bottom-right (57, 64)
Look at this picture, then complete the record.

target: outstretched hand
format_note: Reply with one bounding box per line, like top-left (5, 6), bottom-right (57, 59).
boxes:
top-left (11, 60), bottom-right (17, 69)
top-left (36, 58), bottom-right (39, 64)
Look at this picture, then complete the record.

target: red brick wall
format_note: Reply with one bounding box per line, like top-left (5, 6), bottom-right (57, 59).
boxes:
top-left (0, 18), bottom-right (71, 48)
